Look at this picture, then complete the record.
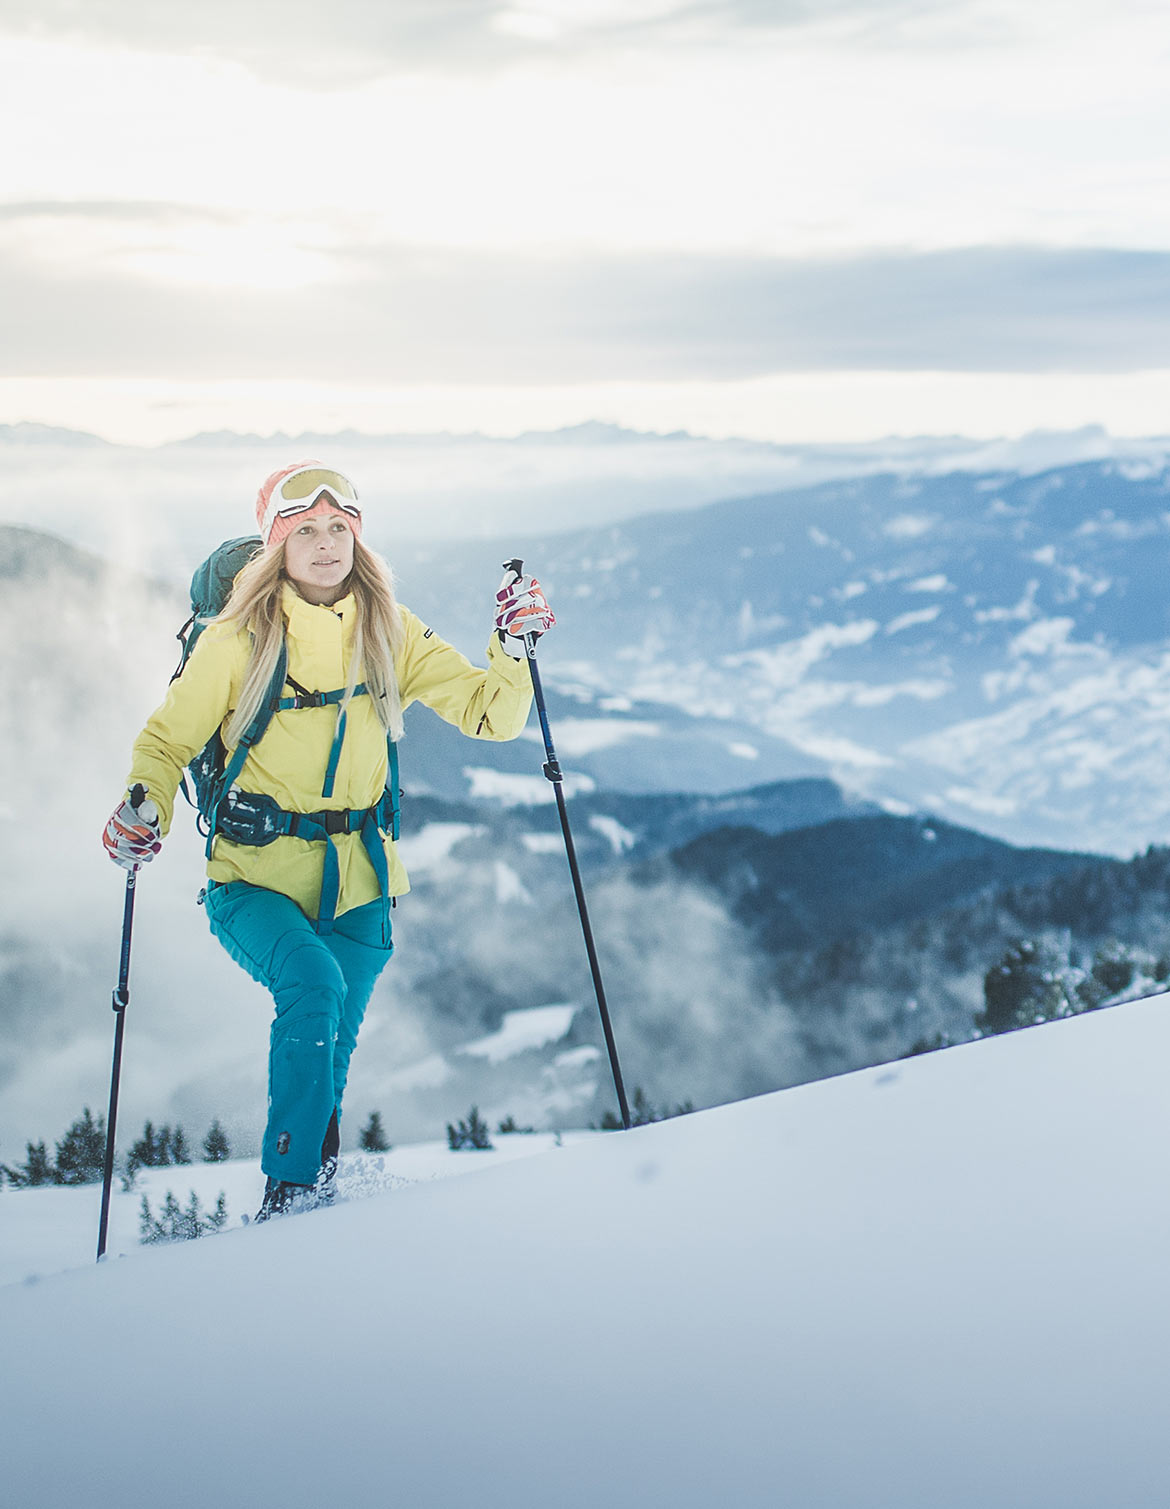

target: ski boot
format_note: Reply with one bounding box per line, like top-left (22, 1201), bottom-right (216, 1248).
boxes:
top-left (254, 1177), bottom-right (316, 1222)
top-left (254, 1109), bottom-right (342, 1221)
top-left (316, 1108), bottom-right (340, 1208)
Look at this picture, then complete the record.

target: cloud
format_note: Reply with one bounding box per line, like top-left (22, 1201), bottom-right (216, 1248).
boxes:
top-left (2, 207), bottom-right (1169, 383)
top-left (0, 1), bottom-right (516, 83)
top-left (0, 0), bottom-right (973, 82)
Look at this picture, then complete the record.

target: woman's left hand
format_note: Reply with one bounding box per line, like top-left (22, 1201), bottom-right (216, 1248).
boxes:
top-left (495, 568), bottom-right (555, 658)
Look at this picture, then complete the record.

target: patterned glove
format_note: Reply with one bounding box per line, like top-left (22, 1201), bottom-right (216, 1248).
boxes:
top-left (495, 567), bottom-right (556, 659)
top-left (103, 789), bottom-right (162, 870)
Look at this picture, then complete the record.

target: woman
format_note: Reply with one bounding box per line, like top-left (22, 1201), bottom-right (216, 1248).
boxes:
top-left (102, 461), bottom-right (554, 1220)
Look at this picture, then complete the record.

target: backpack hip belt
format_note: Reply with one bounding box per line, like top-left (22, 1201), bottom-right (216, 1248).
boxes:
top-left (213, 784), bottom-right (399, 936)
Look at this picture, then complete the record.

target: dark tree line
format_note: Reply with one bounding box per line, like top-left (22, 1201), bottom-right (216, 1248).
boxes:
top-left (1, 1113), bottom-right (233, 1189)
top-left (975, 936), bottom-right (1168, 1038)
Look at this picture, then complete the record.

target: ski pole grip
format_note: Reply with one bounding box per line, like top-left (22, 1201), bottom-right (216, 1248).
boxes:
top-left (500, 559), bottom-right (539, 660)
top-left (129, 782), bottom-right (147, 810)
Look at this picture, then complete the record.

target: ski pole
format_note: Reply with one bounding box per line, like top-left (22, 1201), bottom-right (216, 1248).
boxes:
top-left (97, 784), bottom-right (145, 1262)
top-left (504, 560), bottom-right (631, 1130)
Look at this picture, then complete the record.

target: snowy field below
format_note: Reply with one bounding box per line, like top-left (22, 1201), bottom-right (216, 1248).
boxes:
top-left (0, 1132), bottom-right (600, 1288)
top-left (3, 997), bottom-right (1170, 1508)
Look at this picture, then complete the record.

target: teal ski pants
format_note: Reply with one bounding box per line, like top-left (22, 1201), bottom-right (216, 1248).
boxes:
top-left (204, 881), bottom-right (393, 1185)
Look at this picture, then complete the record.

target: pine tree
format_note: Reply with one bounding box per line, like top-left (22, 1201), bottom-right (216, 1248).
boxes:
top-left (137, 1192), bottom-right (156, 1241)
top-left (54, 1108), bottom-right (106, 1185)
top-left (179, 1191), bottom-right (204, 1240)
top-left (631, 1086), bottom-right (659, 1127)
top-left (360, 1110), bottom-right (390, 1152)
top-left (446, 1106), bottom-right (493, 1151)
top-left (28, 1140), bottom-right (58, 1185)
top-left (978, 939), bottom-right (1070, 1035)
top-left (139, 1188), bottom-right (229, 1243)
top-left (202, 1120), bottom-right (230, 1162)
top-left (170, 1126), bottom-right (192, 1165)
top-left (2, 1140), bottom-right (58, 1187)
top-left (140, 1190), bottom-right (184, 1243)
top-left (129, 1121), bottom-right (162, 1173)
top-left (598, 1088), bottom-right (694, 1130)
top-left (1090, 940), bottom-right (1137, 999)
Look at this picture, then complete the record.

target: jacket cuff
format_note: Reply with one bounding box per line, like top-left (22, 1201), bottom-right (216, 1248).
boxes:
top-left (486, 633), bottom-right (534, 680)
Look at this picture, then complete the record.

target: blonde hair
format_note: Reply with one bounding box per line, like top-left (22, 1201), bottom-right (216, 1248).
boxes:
top-left (218, 538), bottom-right (405, 751)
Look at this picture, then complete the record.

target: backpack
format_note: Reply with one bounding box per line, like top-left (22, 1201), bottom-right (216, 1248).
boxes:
top-left (171, 536), bottom-right (268, 831)
top-left (173, 535), bottom-right (264, 676)
top-left (171, 537), bottom-right (400, 933)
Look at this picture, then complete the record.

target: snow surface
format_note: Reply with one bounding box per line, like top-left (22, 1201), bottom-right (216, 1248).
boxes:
top-left (3, 997), bottom-right (1170, 1507)
top-left (588, 812), bottom-right (637, 854)
top-left (521, 830), bottom-right (564, 853)
top-left (393, 821), bottom-right (484, 871)
top-left (459, 1004), bottom-right (578, 1064)
top-left (0, 1136), bottom-right (598, 1291)
top-left (463, 766), bottom-right (596, 804)
top-left (519, 716), bottom-right (661, 755)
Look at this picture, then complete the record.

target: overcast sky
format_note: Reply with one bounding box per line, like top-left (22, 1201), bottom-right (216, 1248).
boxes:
top-left (2, 0), bottom-right (1168, 443)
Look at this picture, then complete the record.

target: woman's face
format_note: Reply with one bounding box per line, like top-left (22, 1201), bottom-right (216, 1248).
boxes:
top-left (282, 505), bottom-right (356, 605)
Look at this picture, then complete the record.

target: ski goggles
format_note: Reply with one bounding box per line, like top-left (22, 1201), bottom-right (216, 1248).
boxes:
top-left (261, 466), bottom-right (361, 541)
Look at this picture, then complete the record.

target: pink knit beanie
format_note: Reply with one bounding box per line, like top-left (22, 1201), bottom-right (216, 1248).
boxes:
top-left (255, 460), bottom-right (363, 552)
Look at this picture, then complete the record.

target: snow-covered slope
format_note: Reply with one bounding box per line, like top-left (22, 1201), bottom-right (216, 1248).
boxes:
top-left (0, 1131), bottom-right (601, 1289)
top-left (3, 996), bottom-right (1168, 1509)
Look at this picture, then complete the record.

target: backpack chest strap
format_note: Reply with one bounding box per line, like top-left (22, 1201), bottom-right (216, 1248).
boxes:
top-left (278, 680), bottom-right (368, 798)
top-left (277, 681), bottom-right (368, 712)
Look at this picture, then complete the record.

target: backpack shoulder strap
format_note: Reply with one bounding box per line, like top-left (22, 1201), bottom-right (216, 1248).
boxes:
top-left (387, 735), bottom-right (401, 841)
top-left (204, 635), bottom-right (288, 853)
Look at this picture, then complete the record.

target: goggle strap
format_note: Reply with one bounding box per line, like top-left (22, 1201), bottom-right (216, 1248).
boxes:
top-left (261, 486), bottom-right (360, 543)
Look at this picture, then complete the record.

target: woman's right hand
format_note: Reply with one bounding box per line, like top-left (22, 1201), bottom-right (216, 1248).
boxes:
top-left (103, 789), bottom-right (162, 869)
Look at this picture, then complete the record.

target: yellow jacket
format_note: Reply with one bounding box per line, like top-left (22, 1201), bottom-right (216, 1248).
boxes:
top-left (127, 584), bottom-right (533, 918)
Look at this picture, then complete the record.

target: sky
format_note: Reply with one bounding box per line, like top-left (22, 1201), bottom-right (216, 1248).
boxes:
top-left (2, 0), bottom-right (1169, 443)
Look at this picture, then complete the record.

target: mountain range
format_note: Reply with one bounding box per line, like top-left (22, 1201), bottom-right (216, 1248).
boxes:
top-left (388, 457), bottom-right (1170, 854)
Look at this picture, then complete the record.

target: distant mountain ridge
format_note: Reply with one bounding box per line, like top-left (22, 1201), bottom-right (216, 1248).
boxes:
top-left (388, 457), bottom-right (1170, 855)
top-left (403, 777), bottom-right (882, 873)
top-left (170, 420), bottom-right (699, 448)
top-left (664, 813), bottom-right (1100, 951)
top-left (0, 422), bottom-right (113, 447)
